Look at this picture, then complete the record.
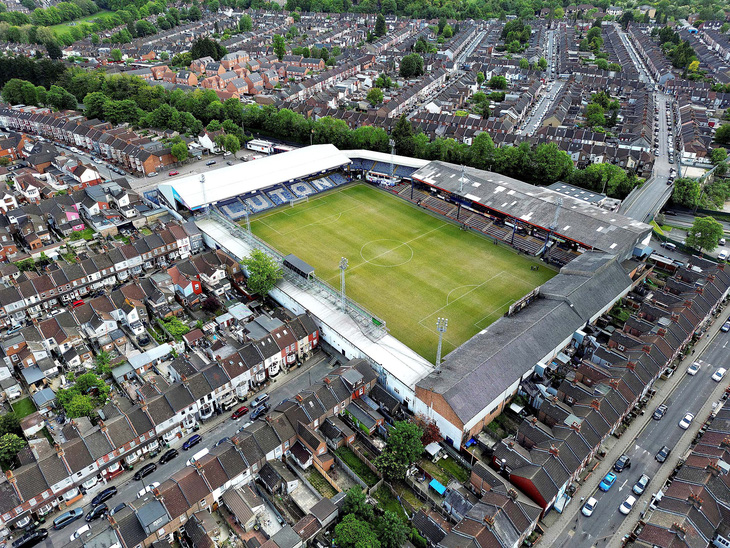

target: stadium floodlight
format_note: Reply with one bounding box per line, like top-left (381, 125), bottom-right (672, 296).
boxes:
top-left (200, 174), bottom-right (206, 213)
top-left (435, 317), bottom-right (448, 368)
top-left (339, 257), bottom-right (348, 313)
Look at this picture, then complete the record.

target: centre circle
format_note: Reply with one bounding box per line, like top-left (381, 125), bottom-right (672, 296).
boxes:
top-left (360, 239), bottom-right (414, 267)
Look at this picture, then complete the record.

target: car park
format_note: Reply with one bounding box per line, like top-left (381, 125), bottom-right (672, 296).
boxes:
top-left (53, 508), bottom-right (84, 530)
top-left (712, 367), bottom-right (727, 381)
top-left (91, 486), bottom-right (117, 506)
top-left (11, 529), bottom-right (48, 548)
top-left (614, 454), bottom-right (631, 472)
top-left (599, 471), bottom-right (617, 491)
top-left (182, 434), bottom-right (202, 450)
top-left (633, 474), bottom-right (651, 495)
top-left (687, 362), bottom-right (701, 375)
top-left (582, 497), bottom-right (598, 517)
top-left (232, 405), bottom-right (249, 420)
top-left (159, 448), bottom-right (178, 465)
top-left (656, 445), bottom-right (671, 462)
top-left (653, 404), bottom-right (668, 420)
top-left (85, 504), bottom-right (108, 522)
top-left (133, 462), bottom-right (157, 480)
top-left (70, 524), bottom-right (90, 541)
top-left (679, 413), bottom-right (694, 429)
top-left (619, 495), bottom-right (636, 515)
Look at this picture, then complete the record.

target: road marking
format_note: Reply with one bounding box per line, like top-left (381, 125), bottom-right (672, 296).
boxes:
top-left (619, 479), bottom-right (627, 491)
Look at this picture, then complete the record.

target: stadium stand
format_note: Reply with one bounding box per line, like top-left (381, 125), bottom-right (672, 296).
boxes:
top-left (350, 159), bottom-right (376, 171)
top-left (288, 181), bottom-right (315, 198)
top-left (218, 198), bottom-right (249, 220)
top-left (395, 165), bottom-right (417, 178)
top-left (371, 162), bottom-right (395, 175)
top-left (245, 193), bottom-right (275, 213)
top-left (329, 173), bottom-right (350, 185)
top-left (267, 186), bottom-right (296, 205)
top-left (310, 177), bottom-right (335, 192)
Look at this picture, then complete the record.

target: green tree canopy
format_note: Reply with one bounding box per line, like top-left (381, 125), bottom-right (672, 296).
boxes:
top-left (366, 87), bottom-right (384, 106)
top-left (342, 487), bottom-right (374, 521)
top-left (377, 511), bottom-right (410, 548)
top-left (374, 12), bottom-right (386, 36)
top-left (241, 249), bottom-right (283, 297)
top-left (273, 34), bottom-right (286, 60)
top-left (0, 433), bottom-right (26, 468)
top-left (711, 148), bottom-right (728, 165)
top-left (687, 216), bottom-right (724, 253)
top-left (716, 124), bottom-right (730, 145)
top-left (392, 113), bottom-right (415, 157)
top-left (171, 141), bottom-right (189, 162)
top-left (334, 514), bottom-right (381, 548)
top-left (399, 53), bottom-right (423, 78)
top-left (671, 177), bottom-right (701, 208)
top-left (374, 420), bottom-right (423, 481)
top-left (239, 14), bottom-right (252, 31)
top-left (488, 75), bottom-right (508, 89)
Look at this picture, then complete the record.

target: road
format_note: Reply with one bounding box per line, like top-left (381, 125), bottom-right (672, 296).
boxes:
top-left (551, 329), bottom-right (730, 547)
top-left (32, 353), bottom-right (335, 547)
top-left (615, 24), bottom-right (653, 84)
top-left (518, 80), bottom-right (566, 136)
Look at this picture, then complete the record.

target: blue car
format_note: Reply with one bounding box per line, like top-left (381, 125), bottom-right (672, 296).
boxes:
top-left (599, 471), bottom-right (617, 492)
top-left (182, 434), bottom-right (202, 450)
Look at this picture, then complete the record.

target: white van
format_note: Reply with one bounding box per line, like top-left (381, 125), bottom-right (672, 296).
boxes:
top-left (661, 242), bottom-right (676, 251)
top-left (186, 448), bottom-right (209, 467)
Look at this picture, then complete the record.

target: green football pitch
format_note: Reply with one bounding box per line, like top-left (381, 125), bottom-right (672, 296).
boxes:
top-left (250, 184), bottom-right (556, 363)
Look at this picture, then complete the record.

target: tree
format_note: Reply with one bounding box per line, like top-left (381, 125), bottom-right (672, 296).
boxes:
top-left (0, 412), bottom-right (20, 436)
top-left (476, 71), bottom-right (485, 86)
top-left (671, 177), bottom-right (701, 208)
top-left (366, 87), bottom-right (383, 106)
top-left (519, 57), bottom-right (529, 69)
top-left (201, 295), bottom-right (220, 312)
top-left (94, 350), bottom-right (111, 375)
top-left (374, 12), bottom-right (386, 37)
top-left (65, 393), bottom-right (95, 418)
top-left (273, 34), bottom-right (286, 61)
top-left (716, 124), bottom-right (730, 145)
top-left (223, 134), bottom-right (240, 156)
top-left (488, 75), bottom-right (508, 89)
top-left (399, 53), bottom-right (423, 78)
top-left (342, 487), bottom-right (374, 521)
top-left (531, 142), bottom-right (574, 184)
top-left (111, 48), bottom-right (122, 62)
top-left (239, 14), bottom-right (252, 31)
top-left (687, 216), bottom-right (724, 253)
top-left (377, 511), bottom-right (409, 548)
top-left (241, 249), bottom-right (282, 297)
top-left (392, 113), bottom-right (415, 157)
top-left (0, 433), bottom-right (26, 467)
top-left (171, 141), bottom-right (189, 162)
top-left (414, 414), bottom-right (442, 445)
top-left (46, 41), bottom-right (62, 59)
top-left (443, 24), bottom-right (453, 38)
top-left (334, 514), bottom-right (380, 548)
top-left (375, 420), bottom-right (423, 481)
top-left (711, 148), bottom-right (728, 165)
top-left (538, 57), bottom-right (547, 70)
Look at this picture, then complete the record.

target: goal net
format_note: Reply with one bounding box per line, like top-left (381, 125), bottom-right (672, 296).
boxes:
top-left (290, 195), bottom-right (309, 207)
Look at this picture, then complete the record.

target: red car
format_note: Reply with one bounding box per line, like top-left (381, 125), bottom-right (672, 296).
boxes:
top-left (231, 406), bottom-right (249, 420)
top-left (168, 170), bottom-right (179, 176)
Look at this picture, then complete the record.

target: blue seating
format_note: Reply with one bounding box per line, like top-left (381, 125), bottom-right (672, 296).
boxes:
top-left (395, 165), bottom-right (417, 178)
top-left (219, 199), bottom-right (248, 220)
top-left (266, 186), bottom-right (295, 205)
top-left (288, 181), bottom-right (315, 198)
top-left (371, 162), bottom-right (394, 175)
top-left (329, 173), bottom-right (349, 185)
top-left (245, 193), bottom-right (274, 212)
top-left (310, 177), bottom-right (335, 192)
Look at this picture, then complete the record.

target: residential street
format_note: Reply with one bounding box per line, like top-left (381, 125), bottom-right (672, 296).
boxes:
top-left (32, 352), bottom-right (334, 547)
top-left (540, 310), bottom-right (730, 547)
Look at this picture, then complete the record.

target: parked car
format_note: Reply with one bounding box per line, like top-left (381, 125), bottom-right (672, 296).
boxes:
top-left (137, 482), bottom-right (160, 499)
top-left (581, 497), bottom-right (597, 517)
top-left (614, 454), bottom-right (631, 472)
top-left (137, 334), bottom-right (151, 345)
top-left (251, 393), bottom-right (269, 408)
top-left (11, 529), bottom-right (47, 548)
top-left (53, 508), bottom-right (83, 530)
top-left (679, 413), bottom-right (694, 429)
top-left (206, 160), bottom-right (216, 166)
top-left (133, 463), bottom-right (157, 480)
top-left (653, 404), bottom-right (668, 420)
top-left (91, 486), bottom-right (117, 507)
top-left (232, 405), bottom-right (249, 420)
top-left (687, 361), bottom-right (701, 375)
top-left (722, 322), bottom-right (730, 333)
top-left (182, 434), bottom-right (202, 450)
top-left (619, 495), bottom-right (636, 515)
top-left (250, 404), bottom-right (268, 420)
top-left (599, 472), bottom-right (617, 491)
top-left (226, 160), bottom-right (234, 166)
top-left (656, 445), bottom-right (671, 462)
top-left (168, 170), bottom-right (179, 176)
top-left (712, 367), bottom-right (727, 381)
top-left (148, 171), bottom-right (158, 177)
top-left (633, 474), bottom-right (651, 495)
top-left (70, 524), bottom-right (90, 541)
top-left (214, 437), bottom-right (230, 447)
top-left (719, 251), bottom-right (729, 262)
top-left (85, 504), bottom-right (108, 522)
top-left (109, 503), bottom-right (126, 516)
top-left (159, 448), bottom-right (178, 465)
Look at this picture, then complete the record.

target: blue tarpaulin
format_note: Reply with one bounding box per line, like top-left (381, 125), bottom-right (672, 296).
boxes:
top-left (429, 479), bottom-right (446, 495)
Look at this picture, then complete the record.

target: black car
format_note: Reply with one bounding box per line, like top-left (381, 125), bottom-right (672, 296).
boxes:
top-left (656, 445), bottom-right (671, 463)
top-left (137, 334), bottom-right (151, 346)
top-left (653, 404), bottom-right (668, 420)
top-left (91, 486), bottom-right (117, 507)
top-left (85, 503), bottom-right (108, 522)
top-left (614, 454), bottom-right (631, 472)
top-left (159, 448), bottom-right (178, 465)
top-left (12, 529), bottom-right (48, 548)
top-left (133, 462), bottom-right (157, 480)
top-left (250, 404), bottom-right (269, 420)
top-left (182, 434), bottom-right (202, 450)
top-left (205, 160), bottom-right (216, 166)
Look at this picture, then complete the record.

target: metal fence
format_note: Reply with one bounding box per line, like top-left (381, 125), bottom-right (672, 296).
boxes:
top-left (204, 208), bottom-right (388, 341)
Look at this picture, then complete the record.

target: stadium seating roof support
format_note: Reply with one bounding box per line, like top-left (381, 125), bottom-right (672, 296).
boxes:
top-left (158, 144), bottom-right (352, 211)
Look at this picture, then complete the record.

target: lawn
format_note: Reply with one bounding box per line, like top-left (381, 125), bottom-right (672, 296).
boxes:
top-left (50, 10), bottom-right (113, 41)
top-left (334, 447), bottom-right (379, 487)
top-left (372, 485), bottom-right (408, 522)
top-left (437, 456), bottom-right (470, 483)
top-left (306, 470), bottom-right (337, 498)
top-left (12, 397), bottom-right (36, 419)
top-left (251, 184), bottom-right (556, 361)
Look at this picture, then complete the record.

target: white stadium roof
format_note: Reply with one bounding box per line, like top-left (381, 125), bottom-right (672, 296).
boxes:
top-left (342, 149), bottom-right (430, 169)
top-left (158, 144), bottom-right (351, 210)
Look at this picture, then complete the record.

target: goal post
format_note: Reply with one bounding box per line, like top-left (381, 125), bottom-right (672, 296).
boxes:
top-left (290, 195), bottom-right (309, 207)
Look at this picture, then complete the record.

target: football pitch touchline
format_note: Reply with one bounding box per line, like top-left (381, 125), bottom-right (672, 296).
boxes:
top-left (327, 222), bottom-right (450, 282)
top-left (473, 298), bottom-right (518, 329)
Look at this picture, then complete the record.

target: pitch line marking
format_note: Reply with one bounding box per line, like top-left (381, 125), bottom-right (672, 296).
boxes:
top-left (359, 239), bottom-right (415, 268)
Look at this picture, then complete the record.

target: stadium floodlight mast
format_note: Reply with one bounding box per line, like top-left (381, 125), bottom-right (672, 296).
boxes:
top-left (389, 139), bottom-right (395, 181)
top-left (200, 174), bottom-right (207, 213)
top-left (435, 317), bottom-right (448, 368)
top-left (339, 257), bottom-right (348, 313)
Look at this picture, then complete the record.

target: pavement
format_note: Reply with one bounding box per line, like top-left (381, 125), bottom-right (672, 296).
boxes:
top-left (27, 350), bottom-right (336, 548)
top-left (538, 305), bottom-right (730, 547)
